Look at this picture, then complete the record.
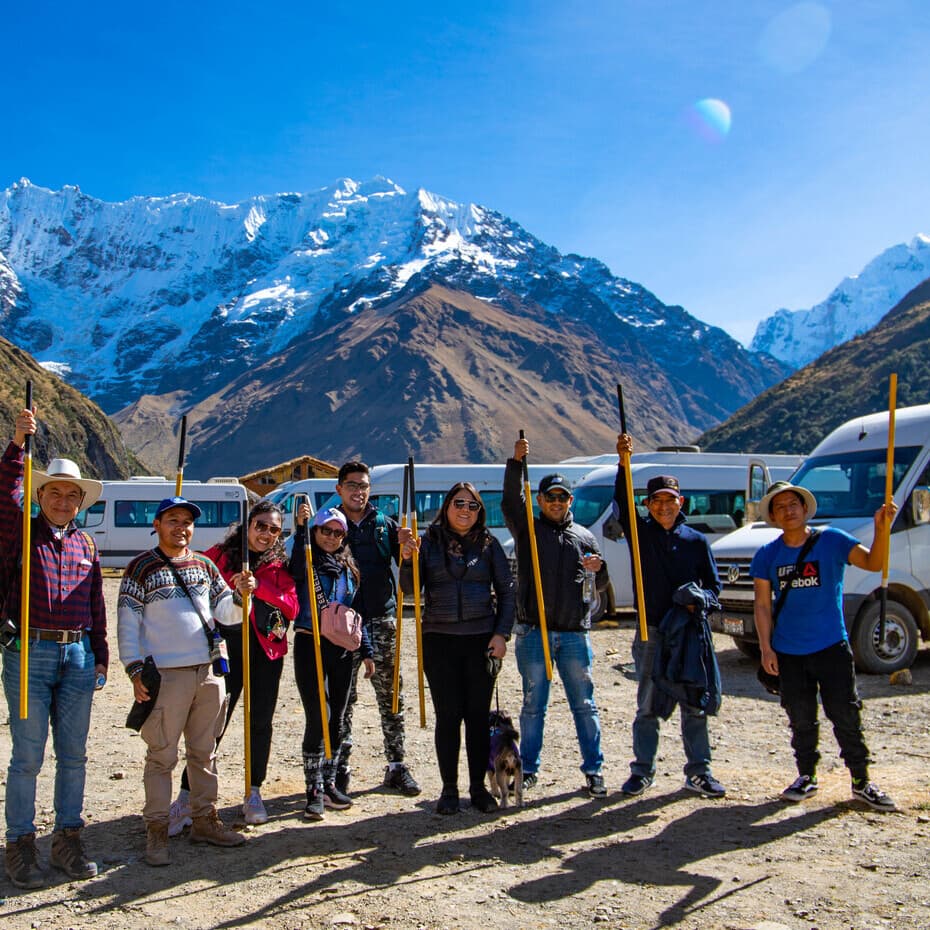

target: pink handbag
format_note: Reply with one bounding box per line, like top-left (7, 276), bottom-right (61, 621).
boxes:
top-left (320, 602), bottom-right (363, 651)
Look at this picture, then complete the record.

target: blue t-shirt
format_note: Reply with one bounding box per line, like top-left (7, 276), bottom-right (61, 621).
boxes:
top-left (749, 527), bottom-right (859, 655)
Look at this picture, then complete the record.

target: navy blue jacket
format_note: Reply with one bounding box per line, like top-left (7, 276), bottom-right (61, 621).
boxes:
top-left (651, 582), bottom-right (722, 719)
top-left (612, 462), bottom-right (719, 628)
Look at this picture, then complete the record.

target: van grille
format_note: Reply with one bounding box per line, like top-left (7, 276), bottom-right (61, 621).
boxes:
top-left (715, 557), bottom-right (755, 612)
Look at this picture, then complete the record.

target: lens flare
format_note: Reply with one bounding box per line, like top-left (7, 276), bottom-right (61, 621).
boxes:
top-left (688, 98), bottom-right (732, 143)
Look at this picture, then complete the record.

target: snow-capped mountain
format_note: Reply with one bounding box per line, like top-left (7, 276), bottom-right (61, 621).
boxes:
top-left (0, 177), bottom-right (783, 418)
top-left (750, 234), bottom-right (930, 368)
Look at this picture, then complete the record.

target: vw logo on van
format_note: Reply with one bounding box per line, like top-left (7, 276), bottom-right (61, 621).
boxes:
top-left (727, 564), bottom-right (741, 584)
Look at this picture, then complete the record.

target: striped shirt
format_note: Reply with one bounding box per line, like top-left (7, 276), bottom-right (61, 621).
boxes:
top-left (0, 442), bottom-right (108, 667)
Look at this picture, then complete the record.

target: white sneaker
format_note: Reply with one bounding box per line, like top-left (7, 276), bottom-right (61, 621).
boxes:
top-left (243, 790), bottom-right (269, 825)
top-left (168, 793), bottom-right (193, 837)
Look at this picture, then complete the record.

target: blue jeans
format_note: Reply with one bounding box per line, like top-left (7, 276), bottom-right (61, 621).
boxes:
top-left (631, 629), bottom-right (711, 778)
top-left (515, 624), bottom-right (603, 776)
top-left (2, 637), bottom-right (96, 840)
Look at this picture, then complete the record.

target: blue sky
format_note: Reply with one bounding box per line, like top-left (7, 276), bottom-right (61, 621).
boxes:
top-left (4, 1), bottom-right (930, 344)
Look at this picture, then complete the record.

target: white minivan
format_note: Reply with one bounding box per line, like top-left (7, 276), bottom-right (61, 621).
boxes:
top-left (710, 403), bottom-right (930, 673)
top-left (570, 452), bottom-right (804, 618)
top-left (76, 477), bottom-right (248, 568)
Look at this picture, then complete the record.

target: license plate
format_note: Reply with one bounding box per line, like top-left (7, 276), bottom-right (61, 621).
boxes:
top-left (723, 618), bottom-right (744, 635)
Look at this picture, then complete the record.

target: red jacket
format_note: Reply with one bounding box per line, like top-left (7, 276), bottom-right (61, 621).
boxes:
top-left (203, 546), bottom-right (298, 660)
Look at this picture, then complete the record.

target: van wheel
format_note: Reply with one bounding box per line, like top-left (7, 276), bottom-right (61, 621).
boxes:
top-left (590, 585), bottom-right (611, 623)
top-left (734, 638), bottom-right (761, 660)
top-left (851, 600), bottom-right (919, 674)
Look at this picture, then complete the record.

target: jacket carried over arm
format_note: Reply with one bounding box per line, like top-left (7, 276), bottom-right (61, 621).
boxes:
top-left (399, 525), bottom-right (515, 639)
top-left (612, 459), bottom-right (719, 628)
top-left (502, 458), bottom-right (607, 631)
top-left (0, 441), bottom-right (108, 668)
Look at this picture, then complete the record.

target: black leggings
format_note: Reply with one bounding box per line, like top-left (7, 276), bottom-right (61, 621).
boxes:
top-left (423, 631), bottom-right (495, 795)
top-left (180, 620), bottom-right (284, 791)
top-left (293, 632), bottom-right (355, 755)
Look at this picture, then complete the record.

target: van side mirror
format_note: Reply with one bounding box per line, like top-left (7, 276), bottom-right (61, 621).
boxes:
top-left (745, 501), bottom-right (761, 523)
top-left (603, 515), bottom-right (625, 542)
top-left (911, 487), bottom-right (930, 525)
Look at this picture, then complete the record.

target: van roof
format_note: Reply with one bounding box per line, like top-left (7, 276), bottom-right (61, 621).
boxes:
top-left (809, 403), bottom-right (930, 456)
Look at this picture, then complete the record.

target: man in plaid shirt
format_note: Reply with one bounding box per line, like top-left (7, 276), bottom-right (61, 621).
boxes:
top-left (0, 406), bottom-right (107, 889)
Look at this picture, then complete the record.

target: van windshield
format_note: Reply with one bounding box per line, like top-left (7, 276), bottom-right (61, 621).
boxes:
top-left (791, 446), bottom-right (921, 518)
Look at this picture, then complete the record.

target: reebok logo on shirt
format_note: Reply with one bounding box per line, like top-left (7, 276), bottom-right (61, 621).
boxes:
top-left (776, 560), bottom-right (820, 591)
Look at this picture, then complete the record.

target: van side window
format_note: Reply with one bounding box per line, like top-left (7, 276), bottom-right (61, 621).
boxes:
top-left (76, 501), bottom-right (106, 529)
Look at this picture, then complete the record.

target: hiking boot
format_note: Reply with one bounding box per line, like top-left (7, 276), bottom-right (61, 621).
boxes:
top-left (323, 782), bottom-right (353, 810)
top-left (49, 827), bottom-right (98, 880)
top-left (852, 780), bottom-right (897, 812)
top-left (586, 773), bottom-right (608, 799)
top-left (145, 822), bottom-right (170, 867)
top-left (620, 773), bottom-right (653, 797)
top-left (304, 788), bottom-right (325, 821)
top-left (383, 763), bottom-right (421, 797)
top-left (243, 789), bottom-right (269, 825)
top-left (781, 774), bottom-right (819, 802)
top-left (5, 833), bottom-right (45, 889)
top-left (684, 773), bottom-right (726, 798)
top-left (189, 809), bottom-right (246, 847)
top-left (168, 792), bottom-right (193, 837)
top-left (469, 787), bottom-right (499, 813)
top-left (522, 773), bottom-right (538, 790)
top-left (436, 791), bottom-right (460, 815)
top-left (334, 767), bottom-right (351, 795)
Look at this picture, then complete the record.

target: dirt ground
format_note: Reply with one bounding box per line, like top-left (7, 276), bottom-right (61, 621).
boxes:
top-left (1, 578), bottom-right (929, 930)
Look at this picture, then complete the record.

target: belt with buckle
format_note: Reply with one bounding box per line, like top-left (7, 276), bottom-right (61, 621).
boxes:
top-left (30, 629), bottom-right (85, 644)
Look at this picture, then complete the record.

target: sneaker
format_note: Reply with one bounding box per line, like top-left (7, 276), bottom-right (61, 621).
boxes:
top-left (189, 809), bottom-right (246, 847)
top-left (5, 833), bottom-right (45, 889)
top-left (145, 822), bottom-right (170, 867)
top-left (334, 767), bottom-right (351, 795)
top-left (684, 773), bottom-right (726, 798)
top-left (383, 763), bottom-right (422, 797)
top-left (168, 792), bottom-right (193, 837)
top-left (852, 780), bottom-right (897, 812)
top-left (49, 827), bottom-right (98, 880)
top-left (436, 791), bottom-right (460, 815)
top-left (323, 782), bottom-right (353, 810)
top-left (620, 773), bottom-right (653, 797)
top-left (522, 773), bottom-right (538, 790)
top-left (586, 773), bottom-right (608, 799)
top-left (243, 789), bottom-right (269, 825)
top-left (469, 788), bottom-right (499, 813)
top-left (781, 774), bottom-right (819, 802)
top-left (304, 788), bottom-right (325, 821)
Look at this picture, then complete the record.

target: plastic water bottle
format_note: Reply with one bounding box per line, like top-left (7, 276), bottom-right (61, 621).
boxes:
top-left (582, 555), bottom-right (596, 604)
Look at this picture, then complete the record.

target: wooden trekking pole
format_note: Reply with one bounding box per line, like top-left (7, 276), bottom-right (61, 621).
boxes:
top-left (19, 381), bottom-right (33, 719)
top-left (175, 415), bottom-right (187, 497)
top-left (409, 456), bottom-right (426, 728)
top-left (301, 496), bottom-right (331, 759)
top-left (519, 429), bottom-right (552, 681)
top-left (391, 463), bottom-right (409, 714)
top-left (617, 385), bottom-right (648, 642)
top-left (240, 499), bottom-right (253, 797)
top-left (879, 373), bottom-right (898, 644)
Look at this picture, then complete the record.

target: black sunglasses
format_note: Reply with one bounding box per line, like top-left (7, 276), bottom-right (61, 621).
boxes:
top-left (452, 498), bottom-right (480, 512)
top-left (317, 525), bottom-right (346, 538)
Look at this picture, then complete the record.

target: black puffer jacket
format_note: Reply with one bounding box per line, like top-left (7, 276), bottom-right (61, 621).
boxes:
top-left (502, 459), bottom-right (608, 631)
top-left (399, 524), bottom-right (515, 638)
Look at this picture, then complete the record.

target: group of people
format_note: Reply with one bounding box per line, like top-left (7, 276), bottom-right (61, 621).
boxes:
top-left (1, 407), bottom-right (898, 890)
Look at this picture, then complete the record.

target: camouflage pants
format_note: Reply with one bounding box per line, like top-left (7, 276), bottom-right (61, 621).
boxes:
top-left (337, 615), bottom-right (406, 770)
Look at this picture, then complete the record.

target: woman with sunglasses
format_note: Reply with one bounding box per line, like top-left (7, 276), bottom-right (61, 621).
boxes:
top-left (399, 484), bottom-right (514, 814)
top-left (290, 506), bottom-right (374, 821)
top-left (169, 500), bottom-right (299, 832)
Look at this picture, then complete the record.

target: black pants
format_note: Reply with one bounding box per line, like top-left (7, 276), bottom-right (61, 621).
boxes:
top-left (293, 632), bottom-right (355, 755)
top-left (777, 639), bottom-right (870, 781)
top-left (423, 632), bottom-right (495, 796)
top-left (180, 621), bottom-right (284, 791)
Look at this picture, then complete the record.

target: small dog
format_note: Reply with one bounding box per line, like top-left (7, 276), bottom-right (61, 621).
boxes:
top-left (487, 709), bottom-right (523, 808)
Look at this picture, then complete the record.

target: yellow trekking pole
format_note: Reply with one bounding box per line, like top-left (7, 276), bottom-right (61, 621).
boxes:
top-left (175, 415), bottom-right (187, 497)
top-left (301, 497), bottom-right (331, 759)
top-left (409, 456), bottom-right (426, 728)
top-left (519, 430), bottom-right (552, 681)
top-left (19, 381), bottom-right (33, 719)
top-left (391, 463), bottom-right (409, 714)
top-left (878, 373), bottom-right (898, 644)
top-left (617, 385), bottom-right (648, 642)
top-left (240, 500), bottom-right (253, 797)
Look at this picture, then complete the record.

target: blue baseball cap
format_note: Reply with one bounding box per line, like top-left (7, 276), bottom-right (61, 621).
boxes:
top-left (153, 497), bottom-right (202, 521)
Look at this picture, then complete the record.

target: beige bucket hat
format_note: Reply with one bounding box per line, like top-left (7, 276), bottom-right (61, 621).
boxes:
top-left (32, 458), bottom-right (103, 508)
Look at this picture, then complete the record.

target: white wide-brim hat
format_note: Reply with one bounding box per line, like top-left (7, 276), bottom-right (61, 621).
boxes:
top-left (759, 480), bottom-right (817, 528)
top-left (32, 458), bottom-right (103, 509)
